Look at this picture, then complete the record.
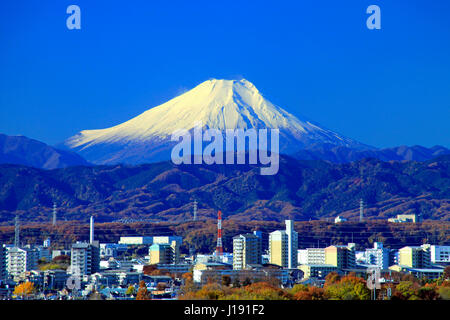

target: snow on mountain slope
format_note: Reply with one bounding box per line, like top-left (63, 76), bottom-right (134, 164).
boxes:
top-left (64, 79), bottom-right (371, 164)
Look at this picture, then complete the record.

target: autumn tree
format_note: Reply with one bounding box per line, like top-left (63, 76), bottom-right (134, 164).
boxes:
top-left (136, 280), bottom-right (151, 300)
top-left (417, 286), bottom-right (439, 300)
top-left (189, 283), bottom-right (225, 300)
top-left (156, 282), bottom-right (168, 291)
top-left (180, 272), bottom-right (196, 295)
top-left (13, 282), bottom-right (36, 299)
top-left (294, 286), bottom-right (326, 300)
top-left (443, 266), bottom-right (450, 280)
top-left (324, 272), bottom-right (341, 287)
top-left (241, 282), bottom-right (290, 300)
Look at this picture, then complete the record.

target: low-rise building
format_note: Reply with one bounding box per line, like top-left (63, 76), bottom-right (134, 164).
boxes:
top-left (388, 214), bottom-right (420, 223)
top-left (52, 249), bottom-right (71, 260)
top-left (334, 216), bottom-right (347, 223)
top-left (325, 243), bottom-right (356, 269)
top-left (298, 248), bottom-right (325, 265)
top-left (26, 269), bottom-right (69, 290)
top-left (118, 237), bottom-right (154, 245)
top-left (389, 265), bottom-right (444, 280)
top-left (299, 264), bottom-right (339, 279)
top-left (193, 266), bottom-right (291, 286)
top-left (100, 243), bottom-right (128, 258)
top-left (154, 263), bottom-right (191, 275)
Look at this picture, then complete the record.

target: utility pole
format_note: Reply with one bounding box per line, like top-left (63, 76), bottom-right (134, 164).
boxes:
top-left (52, 202), bottom-right (57, 227)
top-left (359, 199), bottom-right (364, 222)
top-left (193, 200), bottom-right (197, 222)
top-left (90, 216), bottom-right (94, 244)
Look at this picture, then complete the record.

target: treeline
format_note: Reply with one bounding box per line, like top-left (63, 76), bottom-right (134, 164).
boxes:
top-left (179, 270), bottom-right (450, 300)
top-left (0, 220), bottom-right (448, 253)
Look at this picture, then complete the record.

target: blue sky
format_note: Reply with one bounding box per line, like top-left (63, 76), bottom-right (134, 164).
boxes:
top-left (0, 0), bottom-right (449, 148)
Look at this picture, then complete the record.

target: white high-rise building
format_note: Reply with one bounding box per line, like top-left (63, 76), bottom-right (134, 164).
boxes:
top-left (269, 220), bottom-right (298, 269)
top-left (364, 242), bottom-right (390, 269)
top-left (6, 247), bottom-right (38, 279)
top-left (233, 233), bottom-right (262, 270)
top-left (90, 216), bottom-right (95, 244)
top-left (285, 220), bottom-right (298, 269)
top-left (429, 245), bottom-right (450, 264)
top-left (70, 242), bottom-right (100, 275)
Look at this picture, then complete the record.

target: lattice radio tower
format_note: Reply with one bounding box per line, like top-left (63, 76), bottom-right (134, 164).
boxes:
top-left (216, 210), bottom-right (223, 258)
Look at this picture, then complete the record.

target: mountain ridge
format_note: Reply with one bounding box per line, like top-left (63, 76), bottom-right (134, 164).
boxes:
top-left (294, 144), bottom-right (450, 163)
top-left (0, 154), bottom-right (448, 224)
top-left (0, 133), bottom-right (90, 169)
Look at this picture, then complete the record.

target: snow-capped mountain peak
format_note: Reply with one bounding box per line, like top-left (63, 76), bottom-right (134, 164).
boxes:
top-left (64, 78), bottom-right (370, 164)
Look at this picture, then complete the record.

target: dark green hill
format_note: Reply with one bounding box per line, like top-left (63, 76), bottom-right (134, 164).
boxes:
top-left (0, 155), bottom-right (449, 224)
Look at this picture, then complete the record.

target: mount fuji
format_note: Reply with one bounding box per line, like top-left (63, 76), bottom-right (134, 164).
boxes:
top-left (63, 79), bottom-right (372, 165)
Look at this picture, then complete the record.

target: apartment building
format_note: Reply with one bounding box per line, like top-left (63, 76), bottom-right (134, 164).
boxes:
top-left (70, 242), bottom-right (100, 275)
top-left (233, 233), bottom-right (262, 270)
top-left (398, 245), bottom-right (431, 268)
top-left (364, 242), bottom-right (390, 269)
top-left (269, 220), bottom-right (298, 269)
top-left (6, 246), bottom-right (38, 280)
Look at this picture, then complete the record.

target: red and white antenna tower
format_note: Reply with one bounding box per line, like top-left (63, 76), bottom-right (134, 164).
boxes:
top-left (216, 210), bottom-right (223, 258)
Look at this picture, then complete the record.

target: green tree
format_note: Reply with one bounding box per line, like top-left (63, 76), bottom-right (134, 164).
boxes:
top-left (438, 286), bottom-right (450, 300)
top-left (418, 286), bottom-right (439, 300)
top-left (126, 285), bottom-right (136, 296)
top-left (290, 284), bottom-right (308, 296)
top-left (325, 276), bottom-right (370, 300)
top-left (394, 281), bottom-right (420, 300)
